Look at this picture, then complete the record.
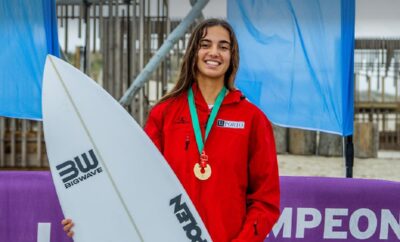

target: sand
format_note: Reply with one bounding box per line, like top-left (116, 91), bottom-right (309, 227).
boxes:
top-left (278, 150), bottom-right (400, 182)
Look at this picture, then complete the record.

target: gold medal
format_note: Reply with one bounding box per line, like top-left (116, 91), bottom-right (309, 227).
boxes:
top-left (193, 163), bottom-right (212, 180)
top-left (188, 87), bottom-right (226, 181)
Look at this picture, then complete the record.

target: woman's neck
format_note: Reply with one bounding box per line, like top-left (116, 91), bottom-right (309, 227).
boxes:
top-left (197, 78), bottom-right (224, 105)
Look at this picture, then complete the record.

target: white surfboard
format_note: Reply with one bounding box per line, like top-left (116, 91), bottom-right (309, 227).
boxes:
top-left (42, 55), bottom-right (212, 242)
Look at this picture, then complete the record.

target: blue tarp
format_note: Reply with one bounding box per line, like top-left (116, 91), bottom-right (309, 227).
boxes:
top-left (228, 0), bottom-right (355, 135)
top-left (0, 0), bottom-right (59, 120)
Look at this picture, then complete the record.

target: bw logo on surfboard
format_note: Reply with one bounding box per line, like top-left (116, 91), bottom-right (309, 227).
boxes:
top-left (56, 149), bottom-right (103, 189)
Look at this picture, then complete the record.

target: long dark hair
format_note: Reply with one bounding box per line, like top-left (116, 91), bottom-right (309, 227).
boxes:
top-left (158, 18), bottom-right (240, 103)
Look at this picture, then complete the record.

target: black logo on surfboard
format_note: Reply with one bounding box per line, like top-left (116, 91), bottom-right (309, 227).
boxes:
top-left (170, 194), bottom-right (208, 242)
top-left (56, 149), bottom-right (103, 189)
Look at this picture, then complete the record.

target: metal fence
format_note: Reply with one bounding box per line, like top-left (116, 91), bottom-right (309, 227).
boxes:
top-left (57, 0), bottom-right (172, 123)
top-left (1, 3), bottom-right (400, 169)
top-left (354, 39), bottom-right (400, 150)
top-left (0, 0), bottom-right (178, 169)
top-left (0, 118), bottom-right (47, 168)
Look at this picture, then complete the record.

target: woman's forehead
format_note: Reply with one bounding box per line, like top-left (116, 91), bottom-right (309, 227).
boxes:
top-left (201, 26), bottom-right (231, 42)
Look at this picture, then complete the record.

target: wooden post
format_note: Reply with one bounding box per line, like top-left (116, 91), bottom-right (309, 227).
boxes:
top-left (288, 128), bottom-right (316, 155)
top-left (318, 132), bottom-right (343, 157)
top-left (10, 119), bottom-right (16, 167)
top-left (138, 0), bottom-right (145, 125)
top-left (74, 46), bottom-right (81, 68)
top-left (115, 1), bottom-right (121, 98)
top-left (0, 117), bottom-right (4, 166)
top-left (65, 5), bottom-right (69, 54)
top-left (92, 3), bottom-right (97, 53)
top-left (84, 2), bottom-right (91, 75)
top-left (37, 122), bottom-right (44, 167)
top-left (354, 122), bottom-right (379, 158)
top-left (272, 124), bottom-right (287, 154)
top-left (21, 120), bottom-right (27, 167)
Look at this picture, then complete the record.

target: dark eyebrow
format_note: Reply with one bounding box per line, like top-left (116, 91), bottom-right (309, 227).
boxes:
top-left (219, 40), bottom-right (231, 45)
top-left (200, 39), bottom-right (231, 45)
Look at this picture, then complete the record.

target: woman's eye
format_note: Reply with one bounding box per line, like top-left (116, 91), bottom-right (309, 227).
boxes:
top-left (220, 45), bottom-right (230, 50)
top-left (200, 43), bottom-right (210, 48)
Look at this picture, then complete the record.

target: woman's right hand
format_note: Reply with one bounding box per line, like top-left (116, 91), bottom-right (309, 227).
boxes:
top-left (61, 218), bottom-right (74, 238)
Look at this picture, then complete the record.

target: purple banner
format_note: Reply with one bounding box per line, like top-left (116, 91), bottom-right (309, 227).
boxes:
top-left (266, 176), bottom-right (400, 242)
top-left (0, 172), bottom-right (399, 242)
top-left (0, 171), bottom-right (71, 242)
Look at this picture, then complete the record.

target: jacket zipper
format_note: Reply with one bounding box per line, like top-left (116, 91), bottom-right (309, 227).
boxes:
top-left (253, 220), bottom-right (258, 236)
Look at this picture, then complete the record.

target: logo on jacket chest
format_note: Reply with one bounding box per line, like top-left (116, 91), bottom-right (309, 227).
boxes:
top-left (175, 116), bottom-right (189, 124)
top-left (217, 119), bottom-right (245, 129)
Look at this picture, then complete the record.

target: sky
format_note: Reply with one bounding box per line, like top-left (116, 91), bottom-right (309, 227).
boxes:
top-left (169, 0), bottom-right (400, 37)
top-left (354, 0), bottom-right (400, 37)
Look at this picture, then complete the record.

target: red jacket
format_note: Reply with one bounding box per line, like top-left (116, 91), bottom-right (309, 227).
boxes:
top-left (144, 84), bottom-right (280, 242)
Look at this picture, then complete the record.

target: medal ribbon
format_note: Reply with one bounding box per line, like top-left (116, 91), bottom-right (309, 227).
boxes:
top-left (188, 86), bottom-right (227, 155)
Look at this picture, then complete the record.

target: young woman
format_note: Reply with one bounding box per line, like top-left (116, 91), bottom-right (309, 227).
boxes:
top-left (63, 18), bottom-right (280, 242)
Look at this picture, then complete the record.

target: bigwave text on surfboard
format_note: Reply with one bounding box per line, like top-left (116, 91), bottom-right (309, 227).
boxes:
top-left (56, 149), bottom-right (103, 189)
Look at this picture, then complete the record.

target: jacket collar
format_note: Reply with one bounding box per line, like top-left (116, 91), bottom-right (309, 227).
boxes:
top-left (190, 82), bottom-right (243, 112)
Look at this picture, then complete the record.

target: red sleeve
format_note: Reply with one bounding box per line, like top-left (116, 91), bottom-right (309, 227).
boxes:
top-left (144, 105), bottom-right (164, 153)
top-left (233, 112), bottom-right (280, 242)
